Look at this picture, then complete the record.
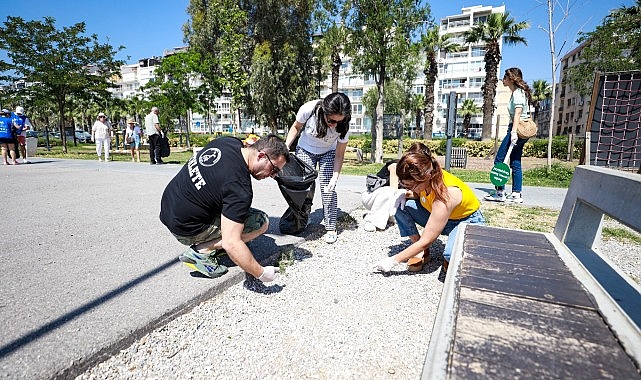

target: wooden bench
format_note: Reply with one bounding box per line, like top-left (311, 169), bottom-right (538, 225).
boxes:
top-left (422, 165), bottom-right (641, 379)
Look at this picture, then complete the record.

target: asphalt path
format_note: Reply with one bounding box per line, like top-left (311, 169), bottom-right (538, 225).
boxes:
top-left (0, 157), bottom-right (567, 379)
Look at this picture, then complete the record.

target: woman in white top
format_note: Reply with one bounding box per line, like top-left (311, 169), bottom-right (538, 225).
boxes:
top-left (125, 119), bottom-right (142, 162)
top-left (484, 67), bottom-right (533, 203)
top-left (285, 92), bottom-right (351, 244)
top-left (91, 112), bottom-right (111, 162)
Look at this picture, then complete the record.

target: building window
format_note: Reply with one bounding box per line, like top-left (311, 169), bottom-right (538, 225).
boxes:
top-left (352, 104), bottom-right (363, 114)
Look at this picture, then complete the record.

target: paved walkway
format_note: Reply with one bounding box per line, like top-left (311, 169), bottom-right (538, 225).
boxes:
top-left (0, 158), bottom-right (567, 379)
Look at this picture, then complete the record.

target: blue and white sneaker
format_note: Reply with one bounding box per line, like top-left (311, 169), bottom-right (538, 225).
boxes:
top-left (178, 247), bottom-right (228, 278)
top-left (483, 191), bottom-right (505, 202)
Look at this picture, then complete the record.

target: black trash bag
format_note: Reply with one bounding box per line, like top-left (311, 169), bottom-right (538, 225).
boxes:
top-left (275, 153), bottom-right (317, 235)
top-left (160, 135), bottom-right (171, 158)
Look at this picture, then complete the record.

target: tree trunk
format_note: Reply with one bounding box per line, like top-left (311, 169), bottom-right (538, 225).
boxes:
top-left (331, 51), bottom-right (341, 93)
top-left (423, 57), bottom-right (438, 140)
top-left (373, 74), bottom-right (385, 163)
top-left (58, 98), bottom-right (68, 154)
top-left (481, 44), bottom-right (501, 140)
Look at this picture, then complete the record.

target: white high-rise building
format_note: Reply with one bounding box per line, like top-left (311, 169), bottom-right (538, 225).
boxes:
top-left (434, 5), bottom-right (507, 138)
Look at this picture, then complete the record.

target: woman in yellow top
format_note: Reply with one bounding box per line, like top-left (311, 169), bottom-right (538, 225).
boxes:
top-left (373, 142), bottom-right (485, 273)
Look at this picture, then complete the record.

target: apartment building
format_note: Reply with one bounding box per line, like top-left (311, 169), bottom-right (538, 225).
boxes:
top-left (435, 5), bottom-right (510, 139)
top-left (555, 41), bottom-right (591, 137)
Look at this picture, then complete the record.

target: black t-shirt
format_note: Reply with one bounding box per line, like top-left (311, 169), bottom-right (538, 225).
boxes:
top-left (160, 137), bottom-right (252, 237)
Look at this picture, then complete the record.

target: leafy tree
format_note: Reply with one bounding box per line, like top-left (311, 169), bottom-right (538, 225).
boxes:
top-left (343, 0), bottom-right (430, 162)
top-left (310, 0), bottom-right (348, 93)
top-left (0, 16), bottom-right (123, 152)
top-left (463, 12), bottom-right (528, 141)
top-left (457, 98), bottom-right (480, 136)
top-left (144, 51), bottom-right (206, 148)
top-left (420, 25), bottom-right (459, 140)
top-left (531, 79), bottom-right (551, 122)
top-left (184, 0), bottom-right (250, 131)
top-left (566, 1), bottom-right (641, 96)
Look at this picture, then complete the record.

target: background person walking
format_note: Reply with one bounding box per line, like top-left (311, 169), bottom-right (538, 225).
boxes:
top-left (145, 106), bottom-right (163, 165)
top-left (125, 119), bottom-right (141, 162)
top-left (12, 106), bottom-right (31, 163)
top-left (0, 109), bottom-right (18, 165)
top-left (284, 92), bottom-right (351, 244)
top-left (91, 112), bottom-right (111, 162)
top-left (484, 67), bottom-right (533, 203)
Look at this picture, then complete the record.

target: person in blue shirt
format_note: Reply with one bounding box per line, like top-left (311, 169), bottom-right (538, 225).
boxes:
top-left (0, 109), bottom-right (18, 165)
top-left (12, 106), bottom-right (31, 163)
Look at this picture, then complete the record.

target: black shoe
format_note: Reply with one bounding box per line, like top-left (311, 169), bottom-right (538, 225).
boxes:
top-left (156, 160), bottom-right (165, 165)
top-left (150, 162), bottom-right (156, 165)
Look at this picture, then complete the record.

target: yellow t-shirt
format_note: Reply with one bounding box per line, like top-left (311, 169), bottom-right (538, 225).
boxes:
top-left (418, 170), bottom-right (480, 220)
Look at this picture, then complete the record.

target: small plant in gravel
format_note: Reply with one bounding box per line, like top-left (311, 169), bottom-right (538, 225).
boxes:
top-left (278, 248), bottom-right (296, 274)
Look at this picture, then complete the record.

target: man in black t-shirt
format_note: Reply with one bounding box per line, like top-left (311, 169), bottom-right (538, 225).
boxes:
top-left (160, 135), bottom-right (289, 281)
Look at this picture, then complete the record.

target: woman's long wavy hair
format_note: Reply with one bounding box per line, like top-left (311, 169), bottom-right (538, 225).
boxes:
top-left (396, 142), bottom-right (449, 204)
top-left (314, 92), bottom-right (351, 139)
top-left (504, 67), bottom-right (533, 104)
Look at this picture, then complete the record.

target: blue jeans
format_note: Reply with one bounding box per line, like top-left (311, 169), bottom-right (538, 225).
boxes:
top-left (494, 123), bottom-right (528, 193)
top-left (394, 199), bottom-right (486, 262)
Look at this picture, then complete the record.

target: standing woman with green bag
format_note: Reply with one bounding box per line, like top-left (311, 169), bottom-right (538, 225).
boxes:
top-left (484, 67), bottom-right (533, 203)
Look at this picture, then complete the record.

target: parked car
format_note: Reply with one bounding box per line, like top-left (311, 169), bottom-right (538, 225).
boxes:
top-left (25, 130), bottom-right (41, 138)
top-left (75, 130), bottom-right (92, 143)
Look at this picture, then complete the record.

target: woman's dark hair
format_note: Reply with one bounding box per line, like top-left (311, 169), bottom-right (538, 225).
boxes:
top-left (315, 92), bottom-right (351, 139)
top-left (396, 142), bottom-right (448, 204)
top-left (504, 67), bottom-right (533, 104)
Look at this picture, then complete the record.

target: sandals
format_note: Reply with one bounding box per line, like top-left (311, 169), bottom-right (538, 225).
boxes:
top-left (407, 248), bottom-right (430, 272)
top-left (324, 231), bottom-right (338, 244)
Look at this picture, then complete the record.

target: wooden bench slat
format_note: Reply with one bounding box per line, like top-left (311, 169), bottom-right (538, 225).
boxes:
top-left (451, 288), bottom-right (640, 379)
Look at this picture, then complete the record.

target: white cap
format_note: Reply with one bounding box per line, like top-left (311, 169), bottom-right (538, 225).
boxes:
top-left (98, 112), bottom-right (106, 117)
top-left (15, 106), bottom-right (24, 115)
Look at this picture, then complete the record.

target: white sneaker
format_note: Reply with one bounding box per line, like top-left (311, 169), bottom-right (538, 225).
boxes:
top-left (363, 221), bottom-right (376, 232)
top-left (324, 231), bottom-right (338, 244)
top-left (22, 158), bottom-right (29, 164)
top-left (506, 192), bottom-right (524, 203)
top-left (98, 157), bottom-right (102, 162)
top-left (483, 191), bottom-right (505, 202)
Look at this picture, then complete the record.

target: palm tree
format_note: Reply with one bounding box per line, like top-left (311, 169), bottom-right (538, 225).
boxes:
top-left (458, 99), bottom-right (480, 136)
top-left (463, 12), bottom-right (528, 140)
top-left (420, 26), bottom-right (459, 140)
top-left (531, 79), bottom-right (551, 122)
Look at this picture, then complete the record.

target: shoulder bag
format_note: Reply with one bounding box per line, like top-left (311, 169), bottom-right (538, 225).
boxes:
top-left (515, 97), bottom-right (537, 139)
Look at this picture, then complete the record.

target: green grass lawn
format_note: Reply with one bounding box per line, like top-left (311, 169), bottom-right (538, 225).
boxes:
top-left (35, 144), bottom-right (575, 188)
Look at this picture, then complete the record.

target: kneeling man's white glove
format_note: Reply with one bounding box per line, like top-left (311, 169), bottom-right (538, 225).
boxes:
top-left (258, 266), bottom-right (279, 282)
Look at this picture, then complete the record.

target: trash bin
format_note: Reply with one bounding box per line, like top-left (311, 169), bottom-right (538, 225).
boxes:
top-left (26, 137), bottom-right (38, 157)
top-left (275, 153), bottom-right (318, 235)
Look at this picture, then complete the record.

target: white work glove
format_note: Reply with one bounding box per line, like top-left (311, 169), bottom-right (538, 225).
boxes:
top-left (372, 256), bottom-right (398, 273)
top-left (258, 266), bottom-right (279, 282)
top-left (325, 175), bottom-right (338, 193)
top-left (393, 189), bottom-right (407, 211)
top-left (510, 132), bottom-right (518, 145)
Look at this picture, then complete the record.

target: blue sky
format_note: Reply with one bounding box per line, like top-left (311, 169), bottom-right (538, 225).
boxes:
top-left (4, 0), bottom-right (633, 84)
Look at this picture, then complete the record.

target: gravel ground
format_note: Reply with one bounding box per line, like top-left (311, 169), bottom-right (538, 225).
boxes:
top-left (77, 208), bottom-right (640, 380)
top-left (78, 210), bottom-right (447, 380)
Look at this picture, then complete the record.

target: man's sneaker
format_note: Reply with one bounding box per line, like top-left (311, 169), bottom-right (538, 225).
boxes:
top-left (483, 191), bottom-right (505, 202)
top-left (506, 192), bottom-right (524, 203)
top-left (178, 247), bottom-right (228, 278)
